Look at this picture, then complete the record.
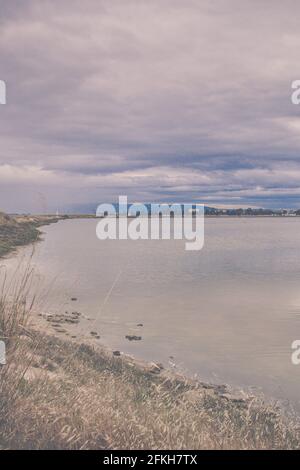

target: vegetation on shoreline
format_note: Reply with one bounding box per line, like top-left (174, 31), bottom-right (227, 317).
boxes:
top-left (0, 213), bottom-right (68, 258)
top-left (0, 268), bottom-right (300, 450)
top-left (2, 331), bottom-right (300, 450)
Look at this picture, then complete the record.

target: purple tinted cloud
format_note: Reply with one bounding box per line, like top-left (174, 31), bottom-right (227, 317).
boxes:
top-left (1, 0), bottom-right (300, 212)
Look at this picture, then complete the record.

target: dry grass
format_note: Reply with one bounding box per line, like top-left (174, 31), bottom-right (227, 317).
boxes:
top-left (1, 268), bottom-right (300, 450)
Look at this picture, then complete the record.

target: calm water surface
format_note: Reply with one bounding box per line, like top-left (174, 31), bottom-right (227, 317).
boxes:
top-left (4, 218), bottom-right (300, 407)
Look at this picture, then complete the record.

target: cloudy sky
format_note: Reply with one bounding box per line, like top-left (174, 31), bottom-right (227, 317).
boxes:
top-left (1, 0), bottom-right (300, 213)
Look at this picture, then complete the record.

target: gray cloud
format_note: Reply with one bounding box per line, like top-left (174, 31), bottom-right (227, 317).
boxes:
top-left (1, 0), bottom-right (300, 212)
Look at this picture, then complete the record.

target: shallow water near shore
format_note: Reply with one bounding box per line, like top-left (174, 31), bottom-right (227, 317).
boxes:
top-left (3, 217), bottom-right (300, 409)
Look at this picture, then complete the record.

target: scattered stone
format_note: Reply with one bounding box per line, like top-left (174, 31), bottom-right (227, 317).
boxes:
top-left (64, 318), bottom-right (79, 324)
top-left (125, 335), bottom-right (142, 341)
top-left (214, 384), bottom-right (227, 394)
top-left (82, 314), bottom-right (92, 321)
top-left (149, 362), bottom-right (163, 374)
top-left (199, 382), bottom-right (226, 393)
top-left (45, 359), bottom-right (58, 372)
top-left (220, 392), bottom-right (246, 404)
top-left (42, 311), bottom-right (80, 326)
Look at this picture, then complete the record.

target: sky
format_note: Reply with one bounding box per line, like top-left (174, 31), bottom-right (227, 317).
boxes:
top-left (1, 0), bottom-right (300, 213)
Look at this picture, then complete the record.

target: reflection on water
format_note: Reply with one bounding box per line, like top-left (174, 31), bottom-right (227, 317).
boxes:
top-left (3, 217), bottom-right (300, 408)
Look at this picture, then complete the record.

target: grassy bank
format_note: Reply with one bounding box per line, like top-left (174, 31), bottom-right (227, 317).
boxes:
top-left (0, 271), bottom-right (300, 450)
top-left (2, 331), bottom-right (300, 450)
top-left (0, 213), bottom-right (67, 258)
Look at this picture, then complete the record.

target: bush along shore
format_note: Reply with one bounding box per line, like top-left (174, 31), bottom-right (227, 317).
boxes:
top-left (0, 212), bottom-right (69, 258)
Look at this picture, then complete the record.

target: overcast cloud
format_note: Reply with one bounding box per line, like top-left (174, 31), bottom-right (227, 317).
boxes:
top-left (1, 0), bottom-right (300, 212)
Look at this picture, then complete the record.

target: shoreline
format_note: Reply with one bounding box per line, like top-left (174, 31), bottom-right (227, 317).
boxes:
top-left (32, 298), bottom-right (294, 416)
top-left (1, 214), bottom-right (298, 410)
top-left (33, 311), bottom-right (237, 401)
top-left (4, 322), bottom-right (298, 449)
top-left (0, 213), bottom-right (98, 258)
top-left (0, 213), bottom-right (69, 258)
top-left (32, 292), bottom-right (244, 401)
top-left (1, 214), bottom-right (300, 448)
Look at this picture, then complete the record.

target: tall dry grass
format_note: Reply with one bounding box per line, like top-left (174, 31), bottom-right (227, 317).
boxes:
top-left (1, 262), bottom-right (300, 449)
top-left (0, 260), bottom-right (35, 345)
